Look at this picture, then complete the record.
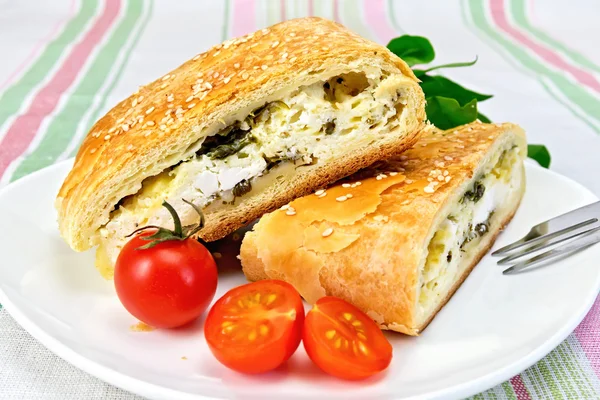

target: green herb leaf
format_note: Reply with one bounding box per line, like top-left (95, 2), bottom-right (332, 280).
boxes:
top-left (426, 96), bottom-right (478, 130)
top-left (419, 57), bottom-right (479, 74)
top-left (477, 112), bottom-right (491, 123)
top-left (527, 144), bottom-right (551, 168)
top-left (387, 35), bottom-right (435, 67)
top-left (420, 75), bottom-right (492, 105)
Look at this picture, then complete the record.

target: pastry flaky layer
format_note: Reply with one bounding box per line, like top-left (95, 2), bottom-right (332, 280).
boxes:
top-left (55, 17), bottom-right (426, 267)
top-left (240, 122), bottom-right (527, 336)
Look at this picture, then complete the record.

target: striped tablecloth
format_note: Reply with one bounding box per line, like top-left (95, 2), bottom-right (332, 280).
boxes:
top-left (1, 1), bottom-right (599, 398)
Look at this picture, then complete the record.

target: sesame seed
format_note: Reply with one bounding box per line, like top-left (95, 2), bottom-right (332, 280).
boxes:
top-left (453, 130), bottom-right (458, 134)
top-left (389, 171), bottom-right (398, 176)
top-left (122, 124), bottom-right (129, 131)
top-left (317, 193), bottom-right (327, 198)
top-left (336, 196), bottom-right (348, 202)
top-left (116, 117), bottom-right (125, 124)
top-left (187, 103), bottom-right (196, 109)
top-left (193, 55), bottom-right (200, 61)
top-left (281, 204), bottom-right (290, 210)
top-left (488, 135), bottom-right (494, 139)
top-left (213, 252), bottom-right (222, 259)
top-left (444, 155), bottom-right (453, 161)
top-left (186, 95), bottom-right (194, 103)
top-left (213, 72), bottom-right (219, 79)
top-left (104, 135), bottom-right (111, 141)
top-left (443, 170), bottom-right (449, 176)
top-left (197, 71), bottom-right (204, 77)
top-left (146, 107), bottom-right (155, 115)
top-left (271, 41), bottom-right (280, 48)
top-left (405, 179), bottom-right (414, 184)
top-left (144, 131), bottom-right (151, 137)
top-left (445, 176), bottom-right (452, 182)
top-left (437, 175), bottom-right (445, 181)
top-left (314, 189), bottom-right (325, 196)
top-left (213, 51), bottom-right (221, 57)
top-left (223, 77), bottom-right (231, 84)
top-left (346, 194), bottom-right (353, 199)
top-left (108, 126), bottom-right (116, 134)
top-left (427, 177), bottom-right (433, 182)
top-left (342, 183), bottom-right (351, 188)
top-left (289, 57), bottom-right (297, 63)
top-left (261, 65), bottom-right (268, 70)
top-left (90, 148), bottom-right (96, 154)
top-left (162, 74), bottom-right (170, 81)
top-left (355, 181), bottom-right (362, 186)
top-left (126, 144), bottom-right (134, 151)
top-left (468, 127), bottom-right (473, 131)
top-left (289, 32), bottom-right (296, 37)
top-left (205, 82), bottom-right (213, 89)
top-left (286, 209), bottom-right (296, 216)
top-left (160, 124), bottom-right (167, 130)
top-left (107, 158), bottom-right (113, 165)
top-left (167, 94), bottom-right (174, 102)
top-left (234, 63), bottom-right (240, 68)
top-left (457, 145), bottom-right (465, 149)
top-left (376, 176), bottom-right (382, 181)
top-left (432, 181), bottom-right (439, 186)
top-left (322, 228), bottom-right (334, 237)
top-left (132, 99), bottom-right (137, 107)
top-left (160, 83), bottom-right (168, 89)
top-left (424, 186), bottom-right (435, 193)
top-left (241, 72), bottom-right (249, 80)
top-left (145, 121), bottom-right (155, 126)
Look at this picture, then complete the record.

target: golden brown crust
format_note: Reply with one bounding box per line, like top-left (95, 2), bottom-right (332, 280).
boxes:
top-left (56, 17), bottom-right (424, 251)
top-left (240, 122), bottom-right (527, 335)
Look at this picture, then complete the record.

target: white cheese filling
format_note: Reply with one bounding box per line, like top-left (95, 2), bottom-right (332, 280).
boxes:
top-left (418, 146), bottom-right (521, 317)
top-left (95, 71), bottom-right (412, 274)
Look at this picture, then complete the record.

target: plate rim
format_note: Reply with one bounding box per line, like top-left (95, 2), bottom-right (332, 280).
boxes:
top-left (0, 159), bottom-right (599, 400)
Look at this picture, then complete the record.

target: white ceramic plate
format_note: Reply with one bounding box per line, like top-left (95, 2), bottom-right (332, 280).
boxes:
top-left (1, 160), bottom-right (599, 400)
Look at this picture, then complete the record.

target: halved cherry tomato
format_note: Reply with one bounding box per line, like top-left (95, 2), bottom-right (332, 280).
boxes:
top-left (303, 296), bottom-right (392, 380)
top-left (204, 280), bottom-right (304, 374)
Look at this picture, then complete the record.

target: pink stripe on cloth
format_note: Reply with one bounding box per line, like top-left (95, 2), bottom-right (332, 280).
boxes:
top-left (362, 0), bottom-right (397, 44)
top-left (280, 0), bottom-right (286, 22)
top-left (0, 0), bottom-right (79, 91)
top-left (575, 296), bottom-right (600, 380)
top-left (510, 375), bottom-right (532, 400)
top-left (308, 0), bottom-right (313, 17)
top-left (489, 0), bottom-right (600, 93)
top-left (333, 0), bottom-right (340, 23)
top-left (231, 0), bottom-right (257, 37)
top-left (0, 0), bottom-right (121, 178)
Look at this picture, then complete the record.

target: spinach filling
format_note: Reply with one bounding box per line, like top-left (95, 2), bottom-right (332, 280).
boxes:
top-left (462, 181), bottom-right (486, 203)
top-left (198, 126), bottom-right (256, 160)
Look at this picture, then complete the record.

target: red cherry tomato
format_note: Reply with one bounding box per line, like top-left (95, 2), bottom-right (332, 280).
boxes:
top-left (114, 230), bottom-right (218, 329)
top-left (204, 280), bottom-right (304, 374)
top-left (303, 296), bottom-right (393, 380)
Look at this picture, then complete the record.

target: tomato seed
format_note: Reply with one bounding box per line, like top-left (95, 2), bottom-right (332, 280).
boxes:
top-left (325, 330), bottom-right (336, 339)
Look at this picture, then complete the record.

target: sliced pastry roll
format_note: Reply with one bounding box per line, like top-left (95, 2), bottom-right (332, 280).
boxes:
top-left (240, 122), bottom-right (526, 335)
top-left (55, 17), bottom-right (426, 278)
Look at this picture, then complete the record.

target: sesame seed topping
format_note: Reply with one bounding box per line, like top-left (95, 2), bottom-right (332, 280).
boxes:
top-left (126, 144), bottom-right (134, 151)
top-left (314, 189), bottom-right (325, 196)
top-left (213, 51), bottom-right (221, 57)
top-left (424, 186), bottom-right (435, 193)
top-left (145, 121), bottom-right (155, 126)
top-left (234, 63), bottom-right (240, 68)
top-left (488, 135), bottom-right (494, 139)
top-left (457, 144), bottom-right (465, 149)
top-left (271, 41), bottom-right (280, 48)
top-left (167, 94), bottom-right (174, 102)
top-left (160, 124), bottom-right (167, 130)
top-left (346, 194), bottom-right (353, 199)
top-left (281, 204), bottom-right (290, 210)
top-left (186, 95), bottom-right (194, 103)
top-left (427, 177), bottom-right (433, 182)
top-left (342, 183), bottom-right (351, 188)
top-left (289, 32), bottom-right (296, 37)
top-left (132, 99), bottom-right (137, 107)
top-left (122, 124), bottom-right (129, 131)
top-left (160, 83), bottom-right (167, 89)
top-left (445, 176), bottom-right (452, 182)
top-left (104, 135), bottom-right (111, 141)
top-left (223, 77), bottom-right (231, 84)
top-left (187, 103), bottom-right (196, 109)
top-left (162, 74), bottom-right (170, 81)
top-left (355, 181), bottom-right (362, 186)
top-left (90, 148), bottom-right (96, 154)
top-left (107, 158), bottom-right (113, 165)
top-left (241, 72), bottom-right (249, 80)
top-left (336, 196), bottom-right (348, 202)
top-left (116, 117), bottom-right (125, 124)
top-left (389, 171), bottom-right (398, 176)
top-left (443, 170), bottom-right (449, 176)
top-left (261, 65), bottom-right (268, 70)
top-left (205, 82), bottom-right (213, 89)
top-left (144, 131), bottom-right (151, 137)
top-left (193, 55), bottom-right (200, 61)
top-left (322, 228), bottom-right (334, 237)
top-left (286, 209), bottom-right (296, 216)
top-left (146, 106), bottom-right (155, 114)
top-left (437, 175), bottom-right (445, 181)
top-left (405, 179), bottom-right (414, 184)
top-left (108, 126), bottom-right (116, 134)
top-left (444, 155), bottom-right (453, 161)
top-left (213, 72), bottom-right (219, 79)
top-left (317, 193), bottom-right (327, 198)
top-left (432, 181), bottom-right (439, 186)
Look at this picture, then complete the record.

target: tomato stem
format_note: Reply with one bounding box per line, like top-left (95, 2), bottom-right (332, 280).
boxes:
top-left (125, 199), bottom-right (206, 250)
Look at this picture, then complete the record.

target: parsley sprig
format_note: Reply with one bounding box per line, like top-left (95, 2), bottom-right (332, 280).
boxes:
top-left (387, 35), bottom-right (551, 168)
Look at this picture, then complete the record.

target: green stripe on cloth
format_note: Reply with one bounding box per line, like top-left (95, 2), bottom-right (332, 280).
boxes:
top-left (0, 0), bottom-right (98, 130)
top-left (11, 0), bottom-right (146, 180)
top-left (222, 0), bottom-right (231, 40)
top-left (386, 0), bottom-right (404, 34)
top-left (501, 381), bottom-right (518, 399)
top-left (511, 0), bottom-right (600, 74)
top-left (463, 0), bottom-right (600, 133)
top-left (312, 0), bottom-right (334, 20)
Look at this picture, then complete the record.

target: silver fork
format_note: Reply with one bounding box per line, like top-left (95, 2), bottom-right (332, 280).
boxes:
top-left (492, 201), bottom-right (600, 275)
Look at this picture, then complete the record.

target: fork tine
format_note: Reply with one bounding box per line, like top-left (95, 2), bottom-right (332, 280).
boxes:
top-left (492, 218), bottom-right (597, 256)
top-left (502, 226), bottom-right (600, 275)
top-left (497, 225), bottom-right (600, 265)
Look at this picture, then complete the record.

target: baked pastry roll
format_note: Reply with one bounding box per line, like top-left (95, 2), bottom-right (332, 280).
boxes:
top-left (55, 17), bottom-right (426, 278)
top-left (240, 122), bottom-right (526, 335)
